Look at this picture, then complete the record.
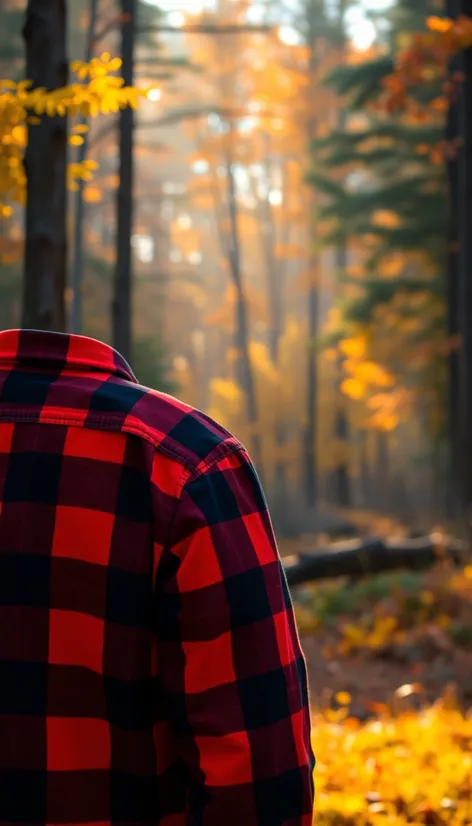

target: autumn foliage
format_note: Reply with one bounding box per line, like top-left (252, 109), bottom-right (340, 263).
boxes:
top-left (0, 52), bottom-right (144, 214)
top-left (298, 561), bottom-right (472, 823)
top-left (381, 15), bottom-right (472, 115)
top-left (313, 693), bottom-right (472, 825)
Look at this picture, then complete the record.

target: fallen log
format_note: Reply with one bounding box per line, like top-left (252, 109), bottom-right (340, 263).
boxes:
top-left (284, 534), bottom-right (468, 587)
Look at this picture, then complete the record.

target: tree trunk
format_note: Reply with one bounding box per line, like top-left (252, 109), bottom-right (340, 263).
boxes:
top-left (457, 0), bottom-right (472, 534)
top-left (22, 0), bottom-right (68, 331)
top-left (303, 280), bottom-right (318, 506)
top-left (359, 429), bottom-right (371, 507)
top-left (226, 158), bottom-right (264, 477)
top-left (285, 534), bottom-right (466, 587)
top-left (333, 244), bottom-right (351, 508)
top-left (113, 0), bottom-right (136, 361)
top-left (446, 162), bottom-right (460, 522)
top-left (252, 144), bottom-right (289, 508)
top-left (70, 0), bottom-right (100, 335)
top-left (259, 135), bottom-right (284, 364)
top-left (331, 19), bottom-right (351, 507)
top-left (374, 430), bottom-right (389, 512)
top-left (445, 0), bottom-right (461, 520)
top-left (303, 12), bottom-right (322, 507)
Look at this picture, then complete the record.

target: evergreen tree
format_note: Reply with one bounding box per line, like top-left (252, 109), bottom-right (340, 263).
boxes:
top-left (311, 0), bottom-right (450, 509)
top-left (311, 0), bottom-right (447, 294)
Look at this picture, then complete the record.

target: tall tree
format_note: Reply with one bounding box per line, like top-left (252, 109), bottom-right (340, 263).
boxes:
top-left (310, 0), bottom-right (449, 511)
top-left (331, 0), bottom-right (351, 509)
top-left (455, 0), bottom-right (472, 527)
top-left (113, 0), bottom-right (136, 361)
top-left (445, 0), bottom-right (461, 517)
top-left (225, 151), bottom-right (263, 474)
top-left (22, 0), bottom-right (68, 330)
top-left (303, 10), bottom-right (319, 507)
top-left (283, 0), bottom-right (349, 507)
top-left (70, 0), bottom-right (100, 335)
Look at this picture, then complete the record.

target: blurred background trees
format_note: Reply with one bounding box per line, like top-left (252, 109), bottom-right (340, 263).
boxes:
top-left (2, 0), bottom-right (472, 537)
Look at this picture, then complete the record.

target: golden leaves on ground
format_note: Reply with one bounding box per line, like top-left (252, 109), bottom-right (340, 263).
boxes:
top-left (313, 697), bottom-right (472, 825)
top-left (298, 564), bottom-right (472, 824)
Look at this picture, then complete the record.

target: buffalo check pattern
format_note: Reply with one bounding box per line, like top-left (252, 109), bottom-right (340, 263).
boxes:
top-left (0, 329), bottom-right (315, 826)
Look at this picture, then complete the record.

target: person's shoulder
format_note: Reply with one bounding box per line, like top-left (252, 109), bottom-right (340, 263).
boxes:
top-left (113, 378), bottom-right (244, 474)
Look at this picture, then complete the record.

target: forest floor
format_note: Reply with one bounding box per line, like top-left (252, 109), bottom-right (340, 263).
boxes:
top-left (302, 626), bottom-right (472, 714)
top-left (282, 511), bottom-right (472, 715)
top-left (280, 515), bottom-right (472, 824)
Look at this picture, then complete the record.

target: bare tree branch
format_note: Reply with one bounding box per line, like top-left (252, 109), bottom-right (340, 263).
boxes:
top-left (136, 23), bottom-right (274, 35)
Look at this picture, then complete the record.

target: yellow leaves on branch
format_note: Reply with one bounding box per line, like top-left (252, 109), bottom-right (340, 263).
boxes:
top-left (67, 159), bottom-right (99, 193)
top-left (367, 387), bottom-right (413, 432)
top-left (339, 337), bottom-right (367, 360)
top-left (379, 15), bottom-right (472, 116)
top-left (0, 53), bottom-right (146, 212)
top-left (337, 334), bottom-right (400, 429)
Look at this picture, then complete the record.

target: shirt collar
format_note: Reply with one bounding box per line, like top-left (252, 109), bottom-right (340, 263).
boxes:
top-left (0, 329), bottom-right (137, 383)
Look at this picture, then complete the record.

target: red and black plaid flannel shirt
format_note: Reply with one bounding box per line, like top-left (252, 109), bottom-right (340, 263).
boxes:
top-left (0, 328), bottom-right (314, 826)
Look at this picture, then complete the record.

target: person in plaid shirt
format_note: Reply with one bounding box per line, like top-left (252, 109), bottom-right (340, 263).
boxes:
top-left (0, 328), bottom-right (314, 826)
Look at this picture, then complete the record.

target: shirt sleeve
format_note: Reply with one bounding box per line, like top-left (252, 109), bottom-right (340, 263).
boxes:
top-left (154, 446), bottom-right (315, 826)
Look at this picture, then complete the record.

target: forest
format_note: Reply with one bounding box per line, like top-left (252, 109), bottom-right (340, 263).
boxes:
top-left (2, 0), bottom-right (472, 823)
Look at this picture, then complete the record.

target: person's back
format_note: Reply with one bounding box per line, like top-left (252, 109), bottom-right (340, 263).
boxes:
top-left (0, 328), bottom-right (314, 826)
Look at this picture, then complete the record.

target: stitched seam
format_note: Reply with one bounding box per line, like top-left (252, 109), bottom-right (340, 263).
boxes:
top-left (0, 410), bottom-right (245, 477)
top-left (0, 410), bottom-right (191, 468)
top-left (190, 440), bottom-right (246, 479)
top-left (160, 445), bottom-right (248, 561)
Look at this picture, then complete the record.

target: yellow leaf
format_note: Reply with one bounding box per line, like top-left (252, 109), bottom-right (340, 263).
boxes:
top-left (335, 692), bottom-right (352, 706)
top-left (427, 15), bottom-right (453, 32)
top-left (341, 378), bottom-right (365, 400)
top-left (83, 185), bottom-right (102, 203)
top-left (69, 135), bottom-right (84, 146)
top-left (108, 58), bottom-right (122, 72)
top-left (339, 337), bottom-right (366, 360)
top-left (355, 361), bottom-right (395, 388)
top-left (11, 125), bottom-right (27, 145)
top-left (342, 624), bottom-right (365, 645)
top-left (73, 124), bottom-right (89, 134)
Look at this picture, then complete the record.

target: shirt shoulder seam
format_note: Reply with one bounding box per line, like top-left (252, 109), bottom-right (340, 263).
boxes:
top-left (0, 409), bottom-right (245, 480)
